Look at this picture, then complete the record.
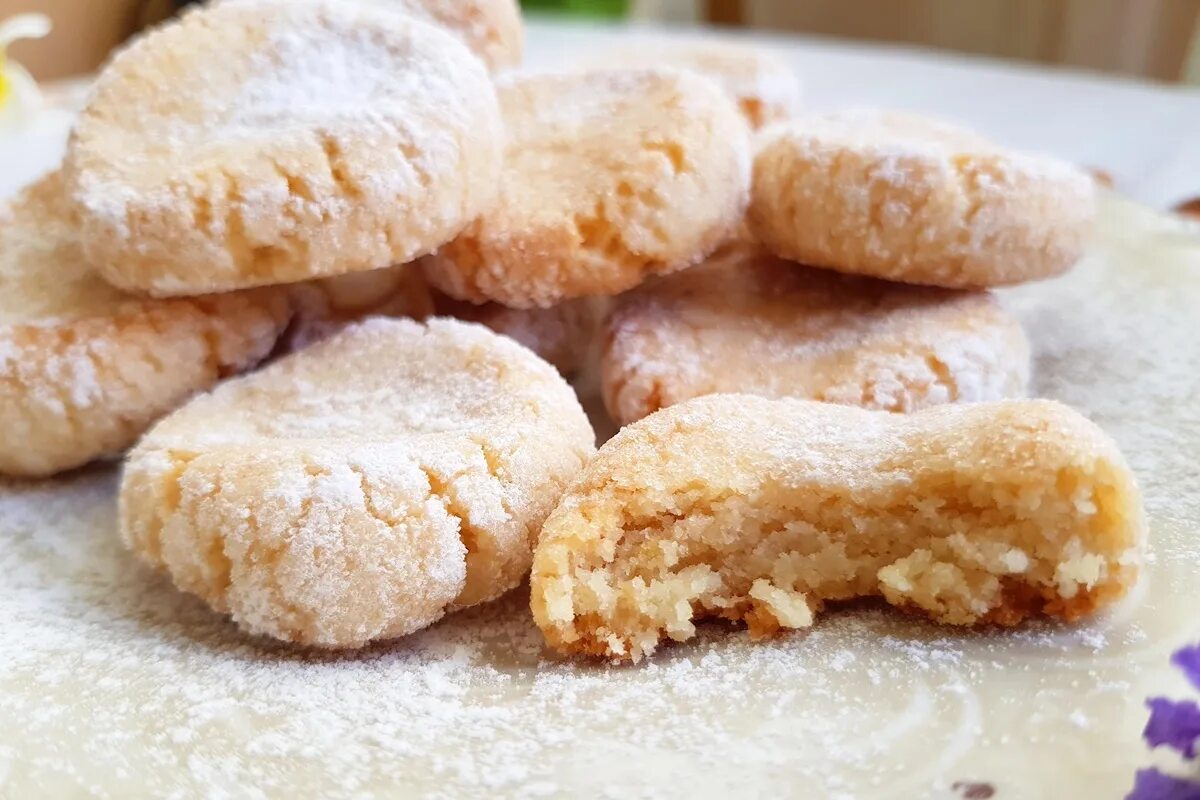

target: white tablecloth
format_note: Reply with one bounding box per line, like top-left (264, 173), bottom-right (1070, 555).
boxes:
top-left (4, 19), bottom-right (1200, 208)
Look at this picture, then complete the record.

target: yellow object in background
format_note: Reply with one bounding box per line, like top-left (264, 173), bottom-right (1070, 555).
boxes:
top-left (0, 14), bottom-right (50, 129)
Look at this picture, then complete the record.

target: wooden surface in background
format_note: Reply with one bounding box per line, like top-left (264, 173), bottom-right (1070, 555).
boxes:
top-left (0, 0), bottom-right (172, 80)
top-left (724, 0), bottom-right (1200, 81)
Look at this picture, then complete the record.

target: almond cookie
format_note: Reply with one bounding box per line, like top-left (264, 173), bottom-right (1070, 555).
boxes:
top-left (532, 395), bottom-right (1144, 661)
top-left (121, 318), bottom-right (594, 648)
top-left (421, 68), bottom-right (751, 309)
top-left (602, 245), bottom-right (1029, 424)
top-left (0, 171), bottom-right (290, 479)
top-left (287, 265), bottom-right (601, 374)
top-left (66, 0), bottom-right (502, 296)
top-left (749, 111), bottom-right (1095, 288)
top-left (584, 40), bottom-right (800, 129)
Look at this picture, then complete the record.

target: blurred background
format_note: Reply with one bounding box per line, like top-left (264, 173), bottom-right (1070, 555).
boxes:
top-left (3, 0), bottom-right (1199, 83)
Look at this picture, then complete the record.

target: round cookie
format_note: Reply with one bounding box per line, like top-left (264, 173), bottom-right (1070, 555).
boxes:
top-left (120, 317), bottom-right (595, 648)
top-left (220, 0), bottom-right (523, 72)
top-left (66, 0), bottom-right (503, 296)
top-left (0, 171), bottom-right (290, 479)
top-left (749, 110), bottom-right (1095, 289)
top-left (602, 244), bottom-right (1029, 425)
top-left (286, 264), bottom-right (602, 374)
top-left (531, 395), bottom-right (1145, 662)
top-left (583, 39), bottom-right (800, 129)
top-left (421, 68), bottom-right (751, 309)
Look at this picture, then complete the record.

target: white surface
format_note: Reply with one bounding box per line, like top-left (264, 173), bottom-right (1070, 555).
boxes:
top-left (4, 21), bottom-right (1200, 207)
top-left (1, 196), bottom-right (1198, 799)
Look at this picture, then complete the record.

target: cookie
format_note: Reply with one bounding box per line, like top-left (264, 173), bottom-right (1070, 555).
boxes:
top-left (421, 68), bottom-right (751, 309)
top-left (0, 171), bottom-right (290, 479)
top-left (66, 0), bottom-right (503, 296)
top-left (220, 0), bottom-right (523, 72)
top-left (583, 40), bottom-right (800, 129)
top-left (532, 395), bottom-right (1144, 661)
top-left (121, 318), bottom-right (594, 648)
top-left (749, 111), bottom-right (1095, 288)
top-left (602, 245), bottom-right (1029, 424)
top-left (287, 265), bottom-right (601, 374)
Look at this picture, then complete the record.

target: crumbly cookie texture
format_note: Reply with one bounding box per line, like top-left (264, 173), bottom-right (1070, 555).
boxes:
top-left (421, 68), bottom-right (751, 309)
top-left (749, 110), bottom-right (1095, 288)
top-left (66, 0), bottom-right (502, 296)
top-left (531, 395), bottom-right (1145, 662)
top-left (121, 318), bottom-right (594, 648)
top-left (286, 264), bottom-right (602, 374)
top-left (0, 171), bottom-right (290, 478)
top-left (583, 40), bottom-right (801, 129)
top-left (602, 244), bottom-right (1029, 424)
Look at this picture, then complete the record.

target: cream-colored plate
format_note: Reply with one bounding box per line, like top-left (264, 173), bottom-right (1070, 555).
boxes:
top-left (1, 195), bottom-right (1198, 799)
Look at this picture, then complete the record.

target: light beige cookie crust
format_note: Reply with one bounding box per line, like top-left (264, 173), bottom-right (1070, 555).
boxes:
top-left (602, 245), bottom-right (1029, 424)
top-left (749, 111), bottom-right (1095, 288)
top-left (583, 39), bottom-right (801, 129)
top-left (66, 0), bottom-right (503, 296)
top-left (532, 395), bottom-right (1144, 662)
top-left (121, 318), bottom-right (595, 648)
top-left (0, 171), bottom-right (290, 478)
top-left (421, 68), bottom-right (751, 309)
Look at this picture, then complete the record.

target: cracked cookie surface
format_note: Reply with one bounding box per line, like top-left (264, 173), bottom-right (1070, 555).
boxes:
top-left (120, 318), bottom-right (595, 648)
top-left (0, 171), bottom-right (290, 478)
top-left (602, 244), bottom-right (1029, 424)
top-left (749, 111), bottom-right (1095, 288)
top-left (531, 395), bottom-right (1144, 662)
top-left (66, 0), bottom-right (502, 296)
top-left (421, 68), bottom-right (751, 308)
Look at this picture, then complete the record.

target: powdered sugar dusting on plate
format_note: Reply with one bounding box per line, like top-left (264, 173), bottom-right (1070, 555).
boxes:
top-left (1, 196), bottom-right (1198, 797)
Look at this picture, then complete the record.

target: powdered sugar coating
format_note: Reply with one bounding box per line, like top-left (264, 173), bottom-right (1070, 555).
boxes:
top-left (0, 171), bottom-right (290, 477)
top-left (120, 318), bottom-right (594, 647)
top-left (221, 0), bottom-right (523, 71)
top-left (602, 244), bottom-right (1028, 424)
top-left (421, 68), bottom-right (751, 308)
top-left (750, 110), bottom-right (1096, 288)
top-left (583, 39), bottom-right (801, 129)
top-left (532, 396), bottom-right (1144, 661)
top-left (66, 1), bottom-right (503, 296)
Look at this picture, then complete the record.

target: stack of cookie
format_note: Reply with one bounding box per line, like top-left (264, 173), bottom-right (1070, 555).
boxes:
top-left (0, 0), bottom-right (1145, 661)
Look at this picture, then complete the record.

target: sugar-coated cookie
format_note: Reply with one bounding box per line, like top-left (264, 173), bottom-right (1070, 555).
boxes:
top-left (121, 318), bottom-right (594, 648)
top-left (584, 40), bottom-right (800, 129)
top-left (66, 0), bottom-right (502, 296)
top-left (602, 245), bottom-right (1029, 424)
top-left (0, 171), bottom-right (290, 478)
top-left (287, 265), bottom-right (601, 374)
top-left (532, 395), bottom-right (1144, 661)
top-left (421, 68), bottom-right (751, 309)
top-left (749, 111), bottom-right (1095, 289)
